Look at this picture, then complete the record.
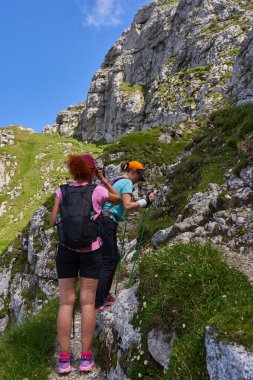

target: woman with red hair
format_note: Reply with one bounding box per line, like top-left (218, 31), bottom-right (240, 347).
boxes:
top-left (50, 154), bottom-right (120, 374)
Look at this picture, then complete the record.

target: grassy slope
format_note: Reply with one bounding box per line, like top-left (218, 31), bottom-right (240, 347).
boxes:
top-left (0, 300), bottom-right (58, 380)
top-left (167, 104), bottom-right (253, 214)
top-left (0, 126), bottom-right (102, 253)
top-left (126, 104), bottom-right (253, 379)
top-left (129, 244), bottom-right (253, 380)
top-left (1, 103), bottom-right (253, 379)
top-left (101, 127), bottom-right (193, 169)
top-left (142, 104), bottom-right (253, 241)
top-left (0, 125), bottom-right (195, 379)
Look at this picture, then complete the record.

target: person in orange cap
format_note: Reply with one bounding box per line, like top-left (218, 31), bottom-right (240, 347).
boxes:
top-left (95, 160), bottom-right (155, 312)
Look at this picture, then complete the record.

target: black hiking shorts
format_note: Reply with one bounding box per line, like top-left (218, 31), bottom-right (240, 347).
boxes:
top-left (56, 244), bottom-right (102, 279)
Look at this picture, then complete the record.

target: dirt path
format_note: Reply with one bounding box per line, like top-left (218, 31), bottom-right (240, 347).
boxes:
top-left (48, 312), bottom-right (106, 380)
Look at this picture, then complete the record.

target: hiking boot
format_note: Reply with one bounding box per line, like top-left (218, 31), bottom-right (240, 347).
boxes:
top-left (58, 357), bottom-right (71, 374)
top-left (95, 303), bottom-right (107, 313)
top-left (105, 293), bottom-right (116, 306)
top-left (79, 354), bottom-right (95, 372)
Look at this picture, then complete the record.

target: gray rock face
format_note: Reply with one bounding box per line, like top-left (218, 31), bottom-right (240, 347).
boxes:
top-left (73, 0), bottom-right (252, 142)
top-left (9, 273), bottom-right (36, 323)
top-left (95, 284), bottom-right (141, 379)
top-left (153, 166), bottom-right (253, 255)
top-left (228, 28), bottom-right (253, 105)
top-left (42, 1), bottom-right (253, 142)
top-left (152, 226), bottom-right (175, 248)
top-left (0, 129), bottom-right (17, 196)
top-left (0, 129), bottom-right (15, 147)
top-left (27, 206), bottom-right (58, 291)
top-left (42, 102), bottom-right (86, 137)
top-left (112, 284), bottom-right (141, 350)
top-left (0, 266), bottom-right (13, 331)
top-left (0, 154), bottom-right (17, 194)
top-left (0, 205), bottom-right (59, 329)
top-left (205, 326), bottom-right (253, 380)
top-left (147, 328), bottom-right (176, 369)
top-left (104, 163), bottom-right (121, 181)
top-left (107, 354), bottom-right (131, 380)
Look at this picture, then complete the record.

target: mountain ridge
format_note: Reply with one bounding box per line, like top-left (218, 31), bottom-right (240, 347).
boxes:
top-left (43, 0), bottom-right (253, 142)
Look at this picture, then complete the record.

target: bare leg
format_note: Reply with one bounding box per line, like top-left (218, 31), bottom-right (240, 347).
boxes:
top-left (80, 277), bottom-right (98, 352)
top-left (57, 278), bottom-right (76, 352)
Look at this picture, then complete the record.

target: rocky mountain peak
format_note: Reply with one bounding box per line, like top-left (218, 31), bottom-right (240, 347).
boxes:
top-left (44, 0), bottom-right (253, 142)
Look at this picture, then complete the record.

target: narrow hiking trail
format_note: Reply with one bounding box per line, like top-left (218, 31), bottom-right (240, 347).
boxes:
top-left (47, 244), bottom-right (253, 380)
top-left (48, 312), bottom-right (106, 380)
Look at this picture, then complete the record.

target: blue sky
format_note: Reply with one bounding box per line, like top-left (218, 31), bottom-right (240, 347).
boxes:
top-left (0, 0), bottom-right (149, 133)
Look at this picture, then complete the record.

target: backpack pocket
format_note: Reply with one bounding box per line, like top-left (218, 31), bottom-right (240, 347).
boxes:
top-left (57, 218), bottom-right (98, 249)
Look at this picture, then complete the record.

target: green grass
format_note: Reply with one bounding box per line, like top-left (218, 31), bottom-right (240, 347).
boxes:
top-left (157, 0), bottom-right (179, 6)
top-left (178, 65), bottom-right (211, 80)
top-left (163, 104), bottom-right (253, 219)
top-left (0, 300), bottom-right (58, 380)
top-left (128, 244), bottom-right (253, 379)
top-left (101, 127), bottom-right (194, 176)
top-left (119, 82), bottom-right (143, 96)
top-left (131, 208), bottom-right (174, 246)
top-left (0, 126), bottom-right (102, 252)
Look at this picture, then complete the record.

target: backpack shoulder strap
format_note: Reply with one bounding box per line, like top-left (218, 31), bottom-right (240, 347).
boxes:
top-left (82, 183), bottom-right (97, 212)
top-left (60, 183), bottom-right (96, 199)
top-left (59, 184), bottom-right (69, 198)
top-left (83, 183), bottom-right (97, 198)
top-left (109, 176), bottom-right (126, 185)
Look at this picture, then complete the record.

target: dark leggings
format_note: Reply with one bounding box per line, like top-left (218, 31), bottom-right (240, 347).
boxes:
top-left (95, 217), bottom-right (120, 307)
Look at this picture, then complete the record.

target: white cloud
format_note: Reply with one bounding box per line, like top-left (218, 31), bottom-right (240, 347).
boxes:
top-left (81, 0), bottom-right (126, 27)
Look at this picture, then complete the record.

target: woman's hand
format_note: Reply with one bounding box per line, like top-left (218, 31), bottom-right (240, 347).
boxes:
top-left (95, 169), bottom-right (106, 183)
top-left (96, 170), bottom-right (121, 204)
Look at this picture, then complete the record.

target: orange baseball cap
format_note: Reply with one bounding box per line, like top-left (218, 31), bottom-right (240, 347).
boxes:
top-left (128, 161), bottom-right (146, 181)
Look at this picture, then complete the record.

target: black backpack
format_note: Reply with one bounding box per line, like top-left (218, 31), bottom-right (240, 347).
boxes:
top-left (56, 184), bottom-right (98, 249)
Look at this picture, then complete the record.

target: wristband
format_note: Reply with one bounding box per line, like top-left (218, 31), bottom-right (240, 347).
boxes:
top-left (137, 199), bottom-right (147, 208)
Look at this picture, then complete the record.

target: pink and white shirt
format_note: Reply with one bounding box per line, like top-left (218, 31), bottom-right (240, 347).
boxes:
top-left (55, 182), bottom-right (109, 252)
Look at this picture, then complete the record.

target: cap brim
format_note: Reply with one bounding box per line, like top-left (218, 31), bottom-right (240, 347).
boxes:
top-left (137, 170), bottom-right (146, 182)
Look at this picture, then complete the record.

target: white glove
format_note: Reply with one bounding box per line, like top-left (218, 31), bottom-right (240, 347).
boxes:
top-left (137, 199), bottom-right (147, 208)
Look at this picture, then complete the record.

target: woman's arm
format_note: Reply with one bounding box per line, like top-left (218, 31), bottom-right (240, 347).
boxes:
top-left (96, 170), bottom-right (121, 205)
top-left (122, 192), bottom-right (156, 211)
top-left (50, 196), bottom-right (61, 225)
top-left (107, 192), bottom-right (121, 204)
top-left (122, 193), bottom-right (141, 211)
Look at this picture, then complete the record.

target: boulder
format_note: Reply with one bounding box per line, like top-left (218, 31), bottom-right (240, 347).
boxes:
top-left (206, 326), bottom-right (253, 380)
top-left (147, 328), bottom-right (176, 369)
top-left (112, 283), bottom-right (141, 350)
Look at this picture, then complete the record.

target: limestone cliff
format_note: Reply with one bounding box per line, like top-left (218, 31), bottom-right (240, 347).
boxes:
top-left (44, 0), bottom-right (253, 142)
top-left (43, 102), bottom-right (86, 138)
top-left (228, 28), bottom-right (253, 104)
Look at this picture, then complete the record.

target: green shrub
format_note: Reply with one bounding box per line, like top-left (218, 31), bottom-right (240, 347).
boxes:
top-left (101, 127), bottom-right (193, 169)
top-left (161, 104), bottom-right (253, 219)
top-left (119, 82), bottom-right (143, 96)
top-left (129, 243), bottom-right (253, 379)
top-left (0, 300), bottom-right (58, 380)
